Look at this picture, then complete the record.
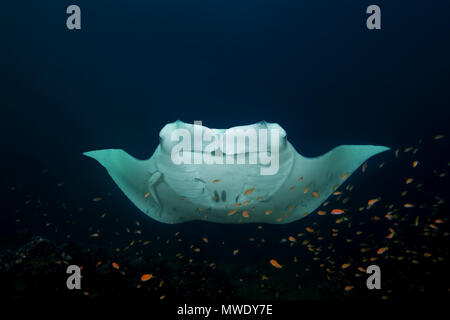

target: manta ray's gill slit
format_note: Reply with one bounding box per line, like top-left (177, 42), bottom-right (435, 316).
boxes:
top-left (212, 189), bottom-right (228, 203)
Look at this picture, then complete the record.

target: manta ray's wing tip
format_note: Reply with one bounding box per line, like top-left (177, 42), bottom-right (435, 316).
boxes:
top-left (361, 145), bottom-right (391, 160)
top-left (83, 150), bottom-right (97, 159)
top-left (375, 145), bottom-right (390, 152)
top-left (82, 150), bottom-right (108, 165)
top-left (379, 145), bottom-right (391, 153)
top-left (366, 145), bottom-right (391, 156)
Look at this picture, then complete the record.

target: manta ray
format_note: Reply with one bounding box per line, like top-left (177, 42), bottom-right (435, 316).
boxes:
top-left (84, 121), bottom-right (389, 224)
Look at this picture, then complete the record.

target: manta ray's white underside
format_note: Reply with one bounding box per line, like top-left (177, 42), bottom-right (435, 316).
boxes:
top-left (84, 121), bottom-right (389, 224)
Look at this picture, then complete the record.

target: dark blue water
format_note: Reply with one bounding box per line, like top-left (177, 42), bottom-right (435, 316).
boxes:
top-left (0, 1), bottom-right (449, 303)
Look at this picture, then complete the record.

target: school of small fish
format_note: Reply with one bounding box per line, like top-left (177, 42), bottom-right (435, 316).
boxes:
top-left (4, 134), bottom-right (448, 300)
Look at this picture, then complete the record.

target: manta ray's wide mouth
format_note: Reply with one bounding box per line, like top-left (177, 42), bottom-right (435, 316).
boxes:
top-left (155, 120), bottom-right (289, 175)
top-left (158, 121), bottom-right (286, 176)
top-left (159, 120), bottom-right (287, 155)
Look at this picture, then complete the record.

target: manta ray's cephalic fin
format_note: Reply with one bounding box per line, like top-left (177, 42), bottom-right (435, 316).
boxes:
top-left (148, 171), bottom-right (163, 216)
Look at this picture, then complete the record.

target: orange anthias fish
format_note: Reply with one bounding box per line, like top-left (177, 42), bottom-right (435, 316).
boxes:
top-left (386, 232), bottom-right (395, 239)
top-left (312, 191), bottom-right (320, 198)
top-left (244, 188), bottom-right (255, 195)
top-left (362, 162), bottom-right (368, 172)
top-left (344, 285), bottom-right (354, 291)
top-left (269, 259), bottom-right (283, 269)
top-left (331, 209), bottom-right (344, 215)
top-left (141, 274), bottom-right (153, 282)
top-left (112, 262), bottom-right (120, 270)
top-left (288, 236), bottom-right (296, 242)
top-left (377, 247), bottom-right (388, 255)
top-left (367, 198), bottom-right (379, 207)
